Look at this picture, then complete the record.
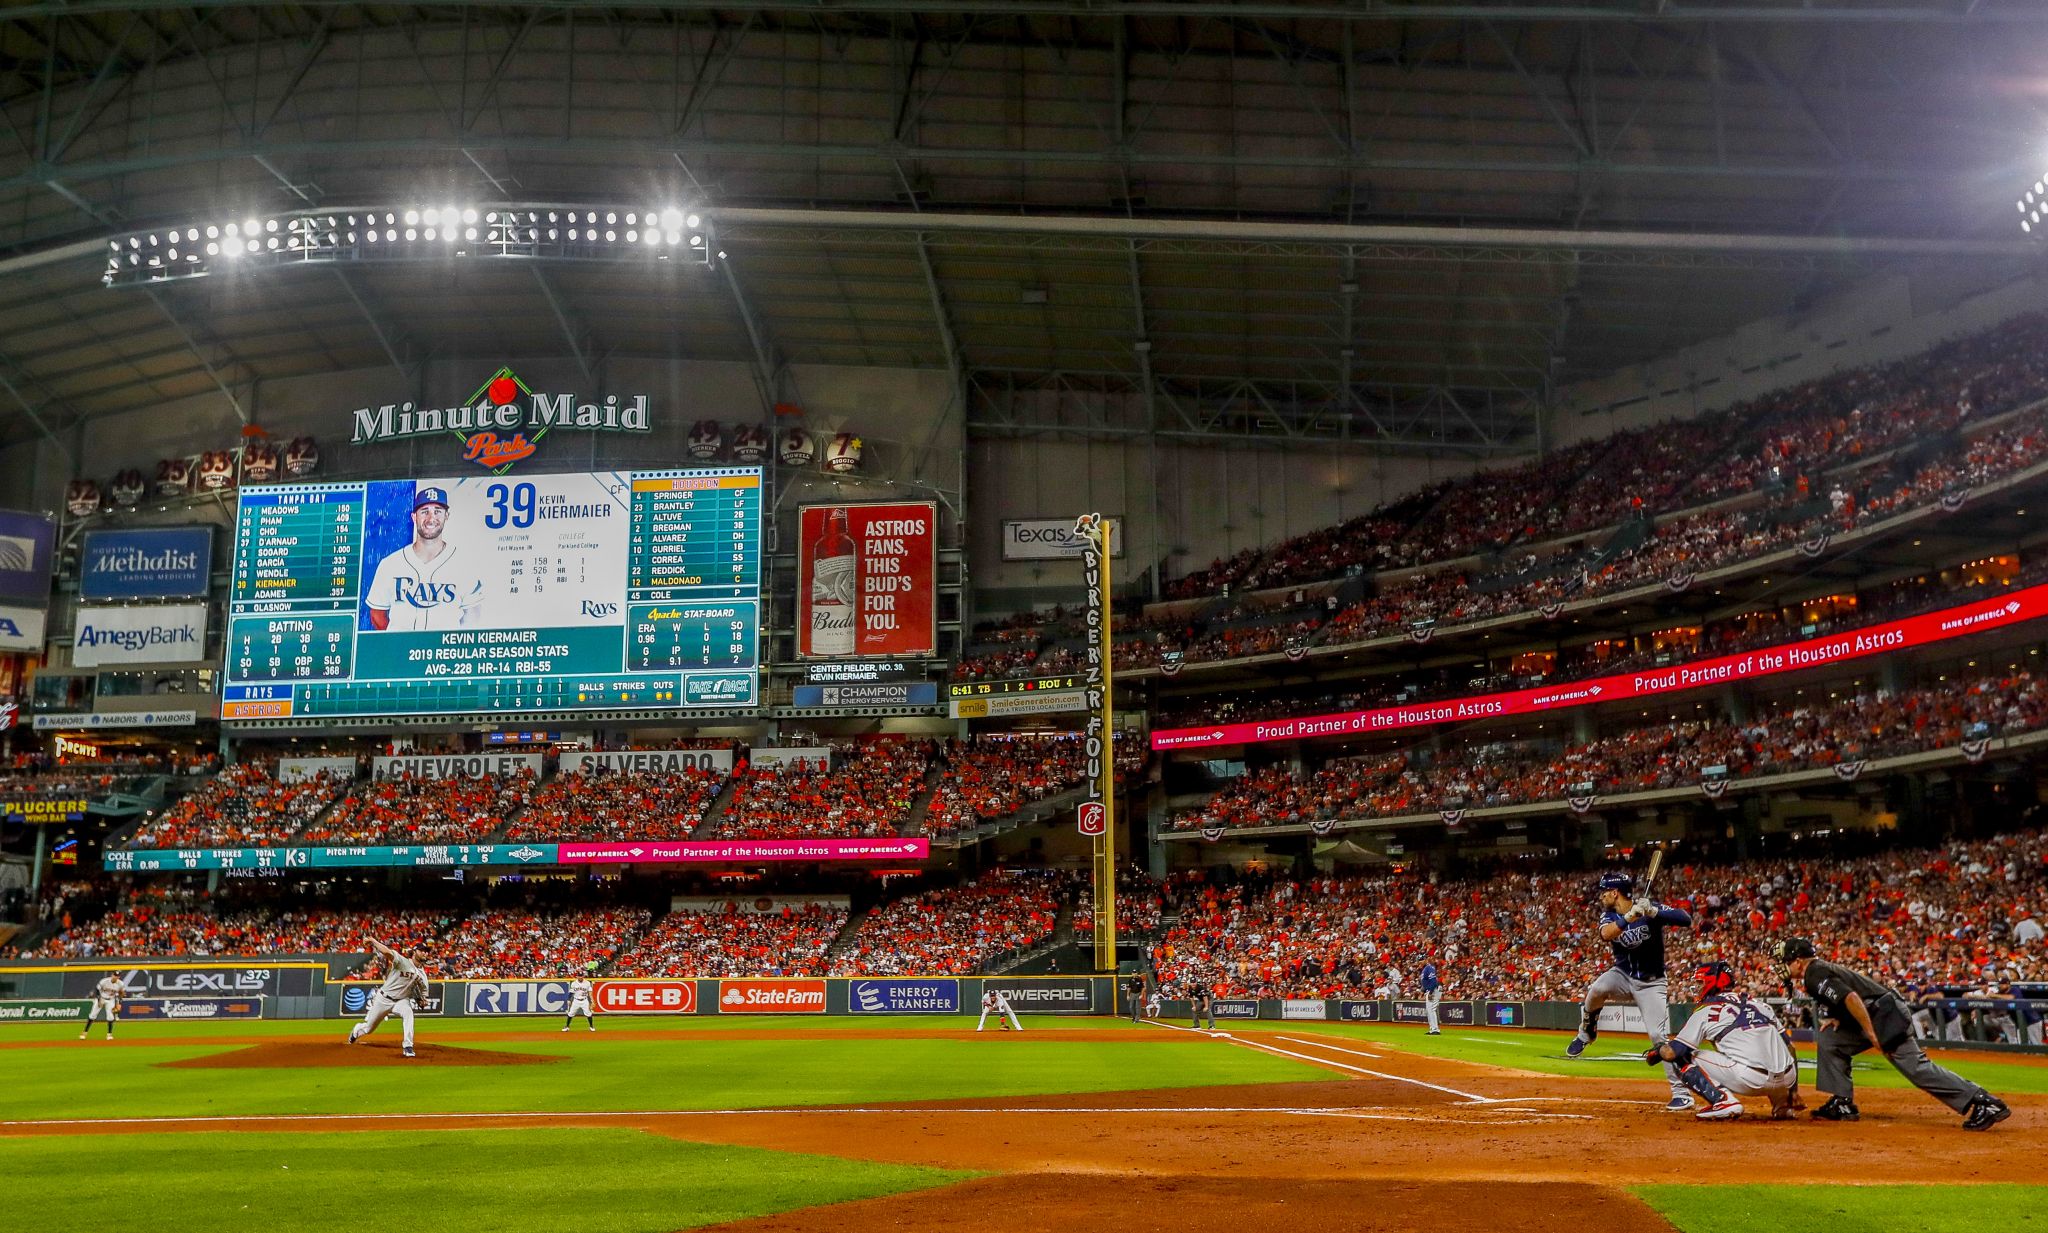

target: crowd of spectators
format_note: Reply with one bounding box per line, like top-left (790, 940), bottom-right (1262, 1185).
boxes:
top-left (1175, 668), bottom-right (2048, 833)
top-left (830, 872), bottom-right (1069, 974)
top-left (922, 736), bottom-right (1087, 837)
top-left (506, 765), bottom-right (728, 841)
top-left (955, 312), bottom-right (2048, 682)
top-left (416, 907), bottom-right (653, 978)
top-left (613, 900), bottom-right (848, 977)
top-left (715, 741), bottom-right (935, 840)
top-left (128, 762), bottom-right (352, 849)
top-left (299, 771), bottom-right (539, 845)
top-left (1154, 555), bottom-right (2046, 732)
top-left (19, 888), bottom-right (454, 960)
top-left (1152, 826), bottom-right (2047, 1002)
top-left (1076, 867), bottom-right (1166, 938)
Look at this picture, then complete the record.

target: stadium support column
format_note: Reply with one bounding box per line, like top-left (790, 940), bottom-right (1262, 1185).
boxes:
top-left (1076, 513), bottom-right (1117, 974)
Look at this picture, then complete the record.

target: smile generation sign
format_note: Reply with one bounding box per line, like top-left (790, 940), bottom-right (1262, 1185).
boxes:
top-left (1151, 584), bottom-right (2048, 750)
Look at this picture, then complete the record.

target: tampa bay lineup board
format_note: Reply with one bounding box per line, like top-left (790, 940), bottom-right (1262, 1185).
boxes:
top-left (220, 469), bottom-right (762, 719)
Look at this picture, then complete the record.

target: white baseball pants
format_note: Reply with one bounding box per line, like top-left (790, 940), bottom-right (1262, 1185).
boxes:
top-left (1694, 1054), bottom-right (1796, 1112)
top-left (351, 994), bottom-right (416, 1048)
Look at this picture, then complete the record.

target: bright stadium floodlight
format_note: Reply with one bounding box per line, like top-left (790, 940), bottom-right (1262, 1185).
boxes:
top-left (100, 201), bottom-right (715, 286)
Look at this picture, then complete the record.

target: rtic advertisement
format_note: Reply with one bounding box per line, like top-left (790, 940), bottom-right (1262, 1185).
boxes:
top-left (849, 979), bottom-right (960, 1014)
top-left (1153, 581), bottom-right (2048, 750)
top-left (796, 502), bottom-right (936, 659)
top-left (717, 979), bottom-right (827, 1013)
top-left (464, 981), bottom-right (572, 1015)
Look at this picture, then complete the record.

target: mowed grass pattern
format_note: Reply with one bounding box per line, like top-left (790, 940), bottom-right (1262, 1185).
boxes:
top-left (0, 1129), bottom-right (975, 1233)
top-left (1636, 1184), bottom-right (2048, 1233)
top-left (0, 1017), bottom-right (1320, 1121)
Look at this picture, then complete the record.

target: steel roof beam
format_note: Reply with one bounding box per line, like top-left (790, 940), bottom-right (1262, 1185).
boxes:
top-left (2, 3), bottom-right (2037, 26)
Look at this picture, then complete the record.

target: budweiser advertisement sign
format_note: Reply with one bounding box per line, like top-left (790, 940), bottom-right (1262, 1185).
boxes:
top-left (1153, 586), bottom-right (2048, 750)
top-left (717, 979), bottom-right (827, 1014)
top-left (795, 501), bottom-right (937, 659)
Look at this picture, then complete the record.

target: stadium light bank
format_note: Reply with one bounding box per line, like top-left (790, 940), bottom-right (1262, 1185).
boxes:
top-left (102, 204), bottom-right (717, 288)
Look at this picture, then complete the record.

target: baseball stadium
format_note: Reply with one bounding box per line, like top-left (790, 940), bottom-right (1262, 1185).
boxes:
top-left (3, 3), bottom-right (2048, 1230)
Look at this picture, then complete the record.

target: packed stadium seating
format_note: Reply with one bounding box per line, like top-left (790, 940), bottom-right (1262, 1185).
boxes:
top-left (128, 761), bottom-right (352, 849)
top-left (1153, 828), bottom-right (2047, 1001)
top-left (297, 771), bottom-right (540, 845)
top-left (1175, 668), bottom-right (2048, 832)
top-left (611, 900), bottom-right (849, 977)
top-left (829, 872), bottom-right (1069, 975)
top-left (1075, 868), bottom-right (1166, 938)
top-left (417, 907), bottom-right (654, 978)
top-left (505, 764), bottom-right (728, 841)
top-left (955, 313), bottom-right (2048, 682)
top-left (922, 735), bottom-right (1087, 837)
top-left (715, 740), bottom-right (935, 840)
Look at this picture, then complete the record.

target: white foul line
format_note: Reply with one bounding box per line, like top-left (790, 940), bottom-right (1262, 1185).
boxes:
top-left (1145, 1020), bottom-right (1496, 1104)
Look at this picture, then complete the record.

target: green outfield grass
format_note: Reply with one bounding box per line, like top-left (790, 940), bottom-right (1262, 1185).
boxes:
top-left (1263, 1021), bottom-right (2048, 1095)
top-left (1635, 1184), bottom-right (2048, 1233)
top-left (1, 1129), bottom-right (974, 1233)
top-left (0, 1016), bottom-right (1318, 1121)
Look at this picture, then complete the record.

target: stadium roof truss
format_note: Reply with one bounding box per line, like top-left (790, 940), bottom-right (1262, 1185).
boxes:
top-left (0, 2), bottom-right (2042, 458)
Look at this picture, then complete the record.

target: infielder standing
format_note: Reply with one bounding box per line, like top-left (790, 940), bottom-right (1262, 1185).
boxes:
top-left (1644, 961), bottom-right (1801, 1122)
top-left (1772, 938), bottom-right (2010, 1130)
top-left (1565, 871), bottom-right (1695, 1111)
top-left (564, 976), bottom-right (596, 1032)
top-left (976, 988), bottom-right (1021, 1032)
top-left (1421, 958), bottom-right (1442, 1035)
top-left (79, 972), bottom-right (124, 1040)
top-left (347, 938), bottom-right (429, 1057)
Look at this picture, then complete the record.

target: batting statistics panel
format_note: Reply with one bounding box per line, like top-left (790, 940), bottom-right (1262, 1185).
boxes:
top-left (219, 469), bottom-right (761, 719)
top-left (795, 501), bottom-right (937, 659)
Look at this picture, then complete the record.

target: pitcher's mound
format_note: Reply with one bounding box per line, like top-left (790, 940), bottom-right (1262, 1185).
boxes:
top-left (161, 1040), bottom-right (564, 1069)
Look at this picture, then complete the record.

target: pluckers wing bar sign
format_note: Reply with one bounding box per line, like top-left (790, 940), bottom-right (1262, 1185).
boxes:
top-left (348, 367), bottom-right (651, 473)
top-left (1, 797), bottom-right (88, 823)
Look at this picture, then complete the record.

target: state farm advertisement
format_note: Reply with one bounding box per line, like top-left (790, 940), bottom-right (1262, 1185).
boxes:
top-left (718, 979), bottom-right (827, 1014)
top-left (796, 502), bottom-right (937, 659)
top-left (1154, 584), bottom-right (2048, 751)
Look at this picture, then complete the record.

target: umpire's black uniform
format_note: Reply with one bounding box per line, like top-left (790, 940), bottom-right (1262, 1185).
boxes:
top-left (1774, 938), bottom-right (2004, 1127)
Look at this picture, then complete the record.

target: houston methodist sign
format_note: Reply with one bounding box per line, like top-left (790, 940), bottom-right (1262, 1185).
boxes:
top-left (1153, 584), bottom-right (2048, 751)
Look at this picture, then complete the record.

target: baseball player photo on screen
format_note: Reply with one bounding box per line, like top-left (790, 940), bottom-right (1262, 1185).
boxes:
top-left (356, 475), bottom-right (631, 633)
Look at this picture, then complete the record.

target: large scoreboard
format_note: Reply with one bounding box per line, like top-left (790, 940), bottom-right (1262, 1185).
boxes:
top-left (220, 469), bottom-right (761, 720)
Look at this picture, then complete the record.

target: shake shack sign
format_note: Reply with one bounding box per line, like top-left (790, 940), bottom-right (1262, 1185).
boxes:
top-left (348, 366), bottom-right (652, 473)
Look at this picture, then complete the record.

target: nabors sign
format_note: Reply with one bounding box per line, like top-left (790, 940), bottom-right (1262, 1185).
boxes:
top-left (348, 367), bottom-right (651, 473)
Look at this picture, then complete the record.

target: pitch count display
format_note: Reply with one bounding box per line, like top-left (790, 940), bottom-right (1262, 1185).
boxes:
top-left (220, 469), bottom-right (761, 719)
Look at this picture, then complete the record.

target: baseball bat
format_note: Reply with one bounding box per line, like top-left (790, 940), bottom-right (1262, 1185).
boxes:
top-left (1642, 847), bottom-right (1665, 896)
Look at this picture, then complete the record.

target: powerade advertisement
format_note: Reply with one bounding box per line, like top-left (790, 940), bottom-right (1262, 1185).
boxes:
top-left (849, 979), bottom-right (960, 1013)
top-left (78, 526), bottom-right (213, 599)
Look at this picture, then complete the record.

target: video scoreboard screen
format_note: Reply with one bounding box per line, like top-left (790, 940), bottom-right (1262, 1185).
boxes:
top-left (220, 469), bottom-right (761, 720)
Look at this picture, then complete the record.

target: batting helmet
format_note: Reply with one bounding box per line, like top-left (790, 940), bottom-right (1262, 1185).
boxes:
top-left (1694, 961), bottom-right (1736, 999)
top-left (1596, 872), bottom-right (1633, 894)
top-left (1770, 937), bottom-right (1817, 963)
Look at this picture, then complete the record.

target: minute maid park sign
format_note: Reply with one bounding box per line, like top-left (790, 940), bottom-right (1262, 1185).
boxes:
top-left (348, 366), bottom-right (651, 473)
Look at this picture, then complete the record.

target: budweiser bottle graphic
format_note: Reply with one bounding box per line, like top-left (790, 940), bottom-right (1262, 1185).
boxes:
top-left (809, 508), bottom-right (857, 656)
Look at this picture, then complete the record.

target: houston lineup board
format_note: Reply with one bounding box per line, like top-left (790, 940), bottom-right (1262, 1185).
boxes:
top-left (220, 469), bottom-right (761, 719)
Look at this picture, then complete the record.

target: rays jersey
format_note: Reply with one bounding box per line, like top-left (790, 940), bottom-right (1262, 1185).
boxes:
top-left (366, 543), bottom-right (484, 630)
top-left (1601, 905), bottom-right (1692, 981)
top-left (1675, 994), bottom-right (1795, 1075)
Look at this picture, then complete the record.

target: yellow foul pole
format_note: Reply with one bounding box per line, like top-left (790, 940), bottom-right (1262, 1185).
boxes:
top-left (1076, 513), bottom-right (1117, 973)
